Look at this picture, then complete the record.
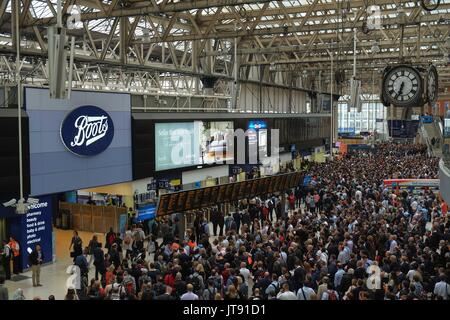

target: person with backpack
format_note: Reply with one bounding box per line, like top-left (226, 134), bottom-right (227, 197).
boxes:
top-left (203, 278), bottom-right (218, 300)
top-left (188, 266), bottom-right (204, 297)
top-left (321, 282), bottom-right (340, 300)
top-left (265, 274), bottom-right (280, 298)
top-left (297, 281), bottom-right (316, 300)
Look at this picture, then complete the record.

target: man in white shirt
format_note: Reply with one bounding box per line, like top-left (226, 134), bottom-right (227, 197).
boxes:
top-left (239, 262), bottom-right (251, 284)
top-left (277, 283), bottom-right (297, 300)
top-left (433, 275), bottom-right (449, 300)
top-left (181, 284), bottom-right (199, 300)
top-left (297, 283), bottom-right (316, 300)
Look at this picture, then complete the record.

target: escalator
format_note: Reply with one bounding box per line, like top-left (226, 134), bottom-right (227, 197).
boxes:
top-left (418, 116), bottom-right (443, 158)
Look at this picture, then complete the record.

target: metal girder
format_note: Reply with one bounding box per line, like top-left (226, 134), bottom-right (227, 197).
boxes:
top-left (23, 0), bottom-right (273, 27)
top-left (134, 12), bottom-right (447, 43)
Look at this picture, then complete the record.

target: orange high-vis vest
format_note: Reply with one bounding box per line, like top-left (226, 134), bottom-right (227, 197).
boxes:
top-left (8, 241), bottom-right (19, 257)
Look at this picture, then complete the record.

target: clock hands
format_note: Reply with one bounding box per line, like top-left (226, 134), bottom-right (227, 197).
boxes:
top-left (395, 81), bottom-right (405, 99)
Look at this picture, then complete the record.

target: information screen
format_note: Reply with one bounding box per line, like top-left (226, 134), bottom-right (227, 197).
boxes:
top-left (176, 192), bottom-right (187, 212)
top-left (201, 187), bottom-right (211, 207)
top-left (167, 193), bottom-right (179, 214)
top-left (193, 189), bottom-right (204, 209)
top-left (209, 186), bottom-right (219, 206)
top-left (184, 190), bottom-right (196, 210)
top-left (217, 185), bottom-right (227, 203)
top-left (157, 194), bottom-right (170, 216)
top-left (224, 184), bottom-right (234, 202)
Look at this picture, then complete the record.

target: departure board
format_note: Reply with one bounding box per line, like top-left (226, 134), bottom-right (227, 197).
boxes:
top-left (237, 181), bottom-right (247, 199)
top-left (176, 191), bottom-right (187, 212)
top-left (250, 179), bottom-right (259, 197)
top-left (209, 186), bottom-right (219, 206)
top-left (267, 176), bottom-right (275, 194)
top-left (166, 193), bottom-right (179, 214)
top-left (224, 184), bottom-right (234, 202)
top-left (217, 185), bottom-right (227, 203)
top-left (192, 188), bottom-right (204, 209)
top-left (231, 182), bottom-right (241, 201)
top-left (184, 190), bottom-right (196, 211)
top-left (157, 194), bottom-right (170, 216)
top-left (201, 187), bottom-right (211, 207)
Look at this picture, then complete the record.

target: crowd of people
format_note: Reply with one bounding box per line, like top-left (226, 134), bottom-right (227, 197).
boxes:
top-left (1, 142), bottom-right (449, 300)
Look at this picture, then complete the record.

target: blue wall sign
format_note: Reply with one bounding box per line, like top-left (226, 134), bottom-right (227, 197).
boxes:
top-left (60, 105), bottom-right (114, 156)
top-left (248, 120), bottom-right (267, 130)
top-left (134, 204), bottom-right (156, 222)
top-left (9, 195), bottom-right (53, 270)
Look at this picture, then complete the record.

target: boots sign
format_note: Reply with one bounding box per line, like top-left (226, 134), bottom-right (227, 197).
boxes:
top-left (60, 105), bottom-right (114, 156)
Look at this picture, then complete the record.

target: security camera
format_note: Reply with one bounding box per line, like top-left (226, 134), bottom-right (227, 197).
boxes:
top-left (2, 199), bottom-right (17, 207)
top-left (27, 198), bottom-right (39, 205)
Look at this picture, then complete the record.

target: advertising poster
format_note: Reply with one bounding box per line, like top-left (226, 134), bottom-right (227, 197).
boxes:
top-left (8, 195), bottom-right (54, 270)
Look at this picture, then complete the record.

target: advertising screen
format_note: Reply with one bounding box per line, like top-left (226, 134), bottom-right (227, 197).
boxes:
top-left (155, 121), bottom-right (234, 171)
top-left (155, 122), bottom-right (197, 171)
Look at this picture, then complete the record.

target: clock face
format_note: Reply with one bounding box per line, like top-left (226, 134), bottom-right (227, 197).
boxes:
top-left (427, 65), bottom-right (438, 103)
top-left (383, 66), bottom-right (423, 107)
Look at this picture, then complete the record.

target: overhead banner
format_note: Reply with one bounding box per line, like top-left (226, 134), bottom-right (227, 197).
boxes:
top-left (383, 179), bottom-right (439, 189)
top-left (9, 195), bottom-right (54, 270)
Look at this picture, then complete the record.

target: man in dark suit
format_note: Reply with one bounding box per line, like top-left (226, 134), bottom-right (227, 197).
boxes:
top-left (29, 244), bottom-right (43, 287)
top-left (155, 285), bottom-right (175, 300)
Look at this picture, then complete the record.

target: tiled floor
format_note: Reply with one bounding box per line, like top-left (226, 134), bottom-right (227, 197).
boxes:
top-left (4, 229), bottom-right (98, 300)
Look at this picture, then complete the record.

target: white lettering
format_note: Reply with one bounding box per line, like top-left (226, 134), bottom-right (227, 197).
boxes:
top-left (70, 115), bottom-right (109, 147)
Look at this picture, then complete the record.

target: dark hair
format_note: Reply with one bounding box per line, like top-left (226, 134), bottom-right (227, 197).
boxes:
top-left (48, 295), bottom-right (55, 300)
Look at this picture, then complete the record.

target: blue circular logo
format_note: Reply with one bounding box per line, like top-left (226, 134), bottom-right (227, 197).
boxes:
top-left (60, 105), bottom-right (114, 156)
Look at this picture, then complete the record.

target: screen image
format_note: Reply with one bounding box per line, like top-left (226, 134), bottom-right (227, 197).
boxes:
top-left (199, 121), bottom-right (234, 165)
top-left (155, 121), bottom-right (234, 171)
top-left (209, 186), bottom-right (219, 206)
top-left (157, 195), bottom-right (170, 216)
top-left (135, 203), bottom-right (156, 222)
top-left (176, 192), bottom-right (187, 211)
top-left (184, 190), bottom-right (196, 210)
top-left (167, 193), bottom-right (179, 214)
top-left (155, 122), bottom-right (197, 171)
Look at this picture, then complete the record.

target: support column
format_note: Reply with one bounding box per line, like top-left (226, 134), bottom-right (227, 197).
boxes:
top-left (119, 17), bottom-right (128, 64)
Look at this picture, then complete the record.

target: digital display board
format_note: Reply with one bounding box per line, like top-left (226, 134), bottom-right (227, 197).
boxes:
top-left (267, 176), bottom-right (275, 194)
top-left (231, 182), bottom-right (241, 201)
top-left (238, 182), bottom-right (248, 199)
top-left (193, 189), bottom-right (204, 209)
top-left (176, 192), bottom-right (187, 212)
top-left (201, 187), bottom-right (211, 207)
top-left (167, 193), bottom-right (179, 214)
top-left (157, 194), bottom-right (170, 216)
top-left (155, 121), bottom-right (234, 171)
top-left (217, 185), bottom-right (227, 203)
top-left (184, 190), bottom-right (196, 211)
top-left (224, 184), bottom-right (234, 202)
top-left (209, 186), bottom-right (219, 206)
top-left (250, 179), bottom-right (259, 197)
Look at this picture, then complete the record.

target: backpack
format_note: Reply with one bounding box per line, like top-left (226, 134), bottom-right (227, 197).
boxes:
top-left (326, 290), bottom-right (338, 300)
top-left (205, 287), bottom-right (217, 300)
top-left (188, 274), bottom-right (202, 292)
top-left (265, 282), bottom-right (280, 297)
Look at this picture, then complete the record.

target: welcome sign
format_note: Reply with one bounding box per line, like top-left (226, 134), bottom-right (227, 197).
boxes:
top-left (60, 105), bottom-right (115, 156)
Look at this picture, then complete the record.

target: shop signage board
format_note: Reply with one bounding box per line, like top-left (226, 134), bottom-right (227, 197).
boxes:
top-left (9, 195), bottom-right (53, 270)
top-left (60, 105), bottom-right (115, 156)
top-left (156, 171), bottom-right (303, 216)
